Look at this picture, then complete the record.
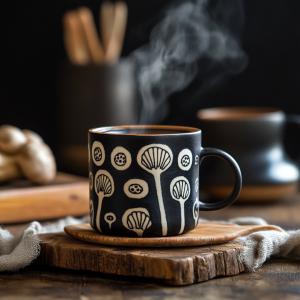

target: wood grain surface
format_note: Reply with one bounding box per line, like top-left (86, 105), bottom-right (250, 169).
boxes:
top-left (0, 173), bottom-right (89, 223)
top-left (1, 194), bottom-right (300, 299)
top-left (64, 222), bottom-right (282, 248)
top-left (37, 232), bottom-right (245, 285)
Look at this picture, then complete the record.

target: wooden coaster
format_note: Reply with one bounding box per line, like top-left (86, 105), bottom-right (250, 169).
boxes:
top-left (64, 222), bottom-right (282, 248)
top-left (37, 232), bottom-right (245, 285)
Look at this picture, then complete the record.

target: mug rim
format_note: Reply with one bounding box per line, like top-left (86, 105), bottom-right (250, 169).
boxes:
top-left (197, 107), bottom-right (284, 122)
top-left (89, 125), bottom-right (201, 136)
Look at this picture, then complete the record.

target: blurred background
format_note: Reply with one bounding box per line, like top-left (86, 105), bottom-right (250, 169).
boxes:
top-left (4, 0), bottom-right (300, 173)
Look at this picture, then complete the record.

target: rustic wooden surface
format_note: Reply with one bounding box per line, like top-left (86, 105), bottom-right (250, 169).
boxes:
top-left (1, 195), bottom-right (300, 298)
top-left (64, 222), bottom-right (282, 247)
top-left (37, 232), bottom-right (245, 285)
top-left (0, 173), bottom-right (89, 223)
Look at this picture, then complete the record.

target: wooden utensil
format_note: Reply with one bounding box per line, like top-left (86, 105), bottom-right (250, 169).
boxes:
top-left (105, 1), bottom-right (128, 63)
top-left (77, 7), bottom-right (104, 63)
top-left (63, 11), bottom-right (90, 65)
top-left (63, 2), bottom-right (127, 64)
top-left (100, 1), bottom-right (115, 52)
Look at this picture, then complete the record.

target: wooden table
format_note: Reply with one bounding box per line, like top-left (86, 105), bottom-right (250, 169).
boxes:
top-left (1, 196), bottom-right (300, 300)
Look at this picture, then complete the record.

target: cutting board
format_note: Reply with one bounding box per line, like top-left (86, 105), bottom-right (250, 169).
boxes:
top-left (37, 223), bottom-right (281, 285)
top-left (0, 173), bottom-right (89, 223)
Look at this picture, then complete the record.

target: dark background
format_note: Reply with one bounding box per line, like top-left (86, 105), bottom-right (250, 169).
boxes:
top-left (5, 0), bottom-right (300, 148)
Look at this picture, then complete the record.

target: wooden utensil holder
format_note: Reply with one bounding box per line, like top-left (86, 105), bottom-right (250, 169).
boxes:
top-left (57, 59), bottom-right (138, 174)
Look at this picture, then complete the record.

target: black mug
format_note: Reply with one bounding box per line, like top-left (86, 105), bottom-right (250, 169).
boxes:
top-left (88, 125), bottom-right (242, 237)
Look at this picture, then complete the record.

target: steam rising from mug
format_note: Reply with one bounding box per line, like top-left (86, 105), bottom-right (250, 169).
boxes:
top-left (132, 0), bottom-right (248, 123)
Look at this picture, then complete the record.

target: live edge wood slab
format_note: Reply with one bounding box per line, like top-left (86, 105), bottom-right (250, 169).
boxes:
top-left (36, 223), bottom-right (282, 285)
top-left (37, 232), bottom-right (245, 286)
top-left (37, 222), bottom-right (281, 286)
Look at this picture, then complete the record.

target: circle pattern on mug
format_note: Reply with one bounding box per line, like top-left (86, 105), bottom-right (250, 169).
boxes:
top-left (111, 146), bottom-right (132, 170)
top-left (92, 141), bottom-right (105, 166)
top-left (195, 154), bottom-right (199, 166)
top-left (178, 149), bottom-right (193, 171)
top-left (124, 179), bottom-right (149, 199)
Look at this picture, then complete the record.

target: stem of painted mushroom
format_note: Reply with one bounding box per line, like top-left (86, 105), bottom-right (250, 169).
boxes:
top-left (134, 229), bottom-right (143, 237)
top-left (178, 201), bottom-right (185, 235)
top-left (153, 171), bottom-right (168, 236)
top-left (96, 192), bottom-right (104, 232)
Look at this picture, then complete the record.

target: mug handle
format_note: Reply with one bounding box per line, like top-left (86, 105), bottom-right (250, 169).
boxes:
top-left (198, 147), bottom-right (242, 211)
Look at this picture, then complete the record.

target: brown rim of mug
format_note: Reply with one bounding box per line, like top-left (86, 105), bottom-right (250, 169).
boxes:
top-left (197, 107), bottom-right (284, 122)
top-left (89, 125), bottom-right (201, 136)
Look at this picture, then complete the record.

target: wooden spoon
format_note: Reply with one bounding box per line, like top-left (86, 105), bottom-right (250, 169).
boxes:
top-left (100, 1), bottom-right (115, 52)
top-left (77, 7), bottom-right (104, 63)
top-left (63, 11), bottom-right (90, 65)
top-left (105, 1), bottom-right (128, 63)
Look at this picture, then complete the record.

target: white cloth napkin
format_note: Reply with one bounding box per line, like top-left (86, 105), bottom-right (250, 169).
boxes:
top-left (0, 217), bottom-right (88, 271)
top-left (230, 217), bottom-right (300, 271)
top-left (0, 216), bottom-right (299, 272)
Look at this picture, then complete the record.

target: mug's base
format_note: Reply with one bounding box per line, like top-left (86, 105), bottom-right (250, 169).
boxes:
top-left (204, 182), bottom-right (298, 203)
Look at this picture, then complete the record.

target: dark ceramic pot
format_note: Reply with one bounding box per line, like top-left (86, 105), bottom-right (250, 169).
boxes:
top-left (58, 59), bottom-right (138, 174)
top-left (88, 125), bottom-right (242, 237)
top-left (284, 115), bottom-right (300, 165)
top-left (197, 107), bottom-right (299, 202)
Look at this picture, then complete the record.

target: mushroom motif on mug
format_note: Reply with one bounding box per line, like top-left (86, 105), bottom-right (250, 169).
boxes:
top-left (122, 207), bottom-right (152, 237)
top-left (124, 179), bottom-right (149, 199)
top-left (111, 146), bottom-right (132, 170)
top-left (94, 170), bottom-right (115, 232)
top-left (178, 149), bottom-right (193, 171)
top-left (170, 176), bottom-right (191, 234)
top-left (137, 144), bottom-right (173, 236)
top-left (104, 212), bottom-right (116, 229)
top-left (92, 141), bottom-right (105, 166)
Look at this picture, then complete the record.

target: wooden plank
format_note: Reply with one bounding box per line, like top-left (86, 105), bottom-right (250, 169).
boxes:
top-left (0, 173), bottom-right (89, 223)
